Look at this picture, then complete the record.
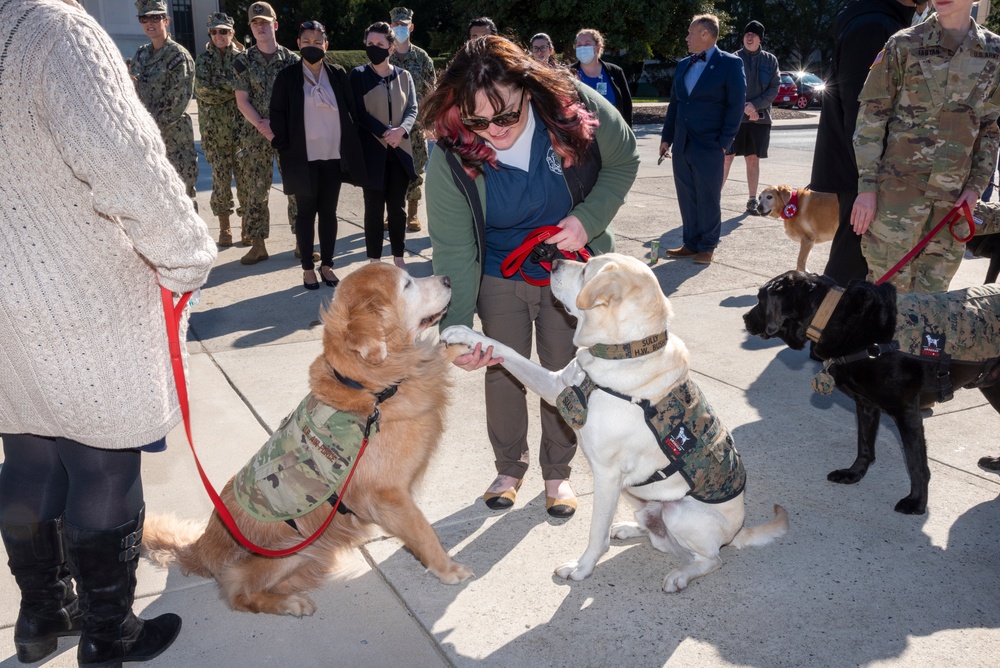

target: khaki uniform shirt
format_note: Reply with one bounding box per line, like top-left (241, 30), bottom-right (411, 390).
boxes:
top-left (854, 15), bottom-right (1000, 200)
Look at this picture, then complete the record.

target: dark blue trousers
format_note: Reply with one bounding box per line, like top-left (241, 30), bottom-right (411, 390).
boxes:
top-left (672, 147), bottom-right (724, 253)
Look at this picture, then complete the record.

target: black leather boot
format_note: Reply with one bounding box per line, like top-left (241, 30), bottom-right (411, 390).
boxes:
top-left (64, 507), bottom-right (181, 668)
top-left (0, 517), bottom-right (82, 662)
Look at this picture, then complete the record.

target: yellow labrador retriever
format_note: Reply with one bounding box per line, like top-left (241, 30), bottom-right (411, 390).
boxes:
top-left (758, 185), bottom-right (838, 272)
top-left (442, 254), bottom-right (786, 592)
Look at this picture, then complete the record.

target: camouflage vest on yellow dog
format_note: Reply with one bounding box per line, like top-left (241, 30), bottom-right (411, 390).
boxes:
top-left (895, 284), bottom-right (1000, 361)
top-left (556, 376), bottom-right (746, 503)
top-left (234, 393), bottom-right (364, 522)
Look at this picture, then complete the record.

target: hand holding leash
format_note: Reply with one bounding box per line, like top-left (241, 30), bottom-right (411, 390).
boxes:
top-left (549, 215), bottom-right (588, 252)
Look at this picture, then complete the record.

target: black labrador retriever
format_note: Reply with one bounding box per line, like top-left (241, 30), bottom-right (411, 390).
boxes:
top-left (743, 271), bottom-right (1000, 515)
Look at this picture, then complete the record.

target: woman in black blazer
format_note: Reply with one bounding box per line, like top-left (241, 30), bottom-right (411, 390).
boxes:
top-left (270, 20), bottom-right (367, 289)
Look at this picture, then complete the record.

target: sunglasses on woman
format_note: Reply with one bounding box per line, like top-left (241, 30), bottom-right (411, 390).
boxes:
top-left (209, 28), bottom-right (231, 36)
top-left (299, 20), bottom-right (326, 34)
top-left (138, 14), bottom-right (164, 23)
top-left (461, 89), bottom-right (526, 131)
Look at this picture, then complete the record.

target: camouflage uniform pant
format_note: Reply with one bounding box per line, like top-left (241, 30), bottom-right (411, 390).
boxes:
top-left (162, 115), bottom-right (198, 200)
top-left (234, 128), bottom-right (296, 239)
top-left (405, 124), bottom-right (427, 202)
top-left (862, 179), bottom-right (965, 294)
top-left (201, 119), bottom-right (240, 217)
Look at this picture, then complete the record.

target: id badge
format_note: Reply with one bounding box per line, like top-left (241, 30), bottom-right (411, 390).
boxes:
top-left (596, 81), bottom-right (608, 95)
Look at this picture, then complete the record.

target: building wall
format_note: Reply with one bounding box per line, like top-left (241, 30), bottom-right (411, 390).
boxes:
top-left (82, 0), bottom-right (219, 59)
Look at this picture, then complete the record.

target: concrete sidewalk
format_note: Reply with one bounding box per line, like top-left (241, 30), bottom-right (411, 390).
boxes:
top-left (3, 118), bottom-right (1000, 668)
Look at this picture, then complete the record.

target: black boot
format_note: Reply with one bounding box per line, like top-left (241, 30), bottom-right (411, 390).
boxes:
top-left (64, 507), bottom-right (181, 668)
top-left (0, 517), bottom-right (82, 662)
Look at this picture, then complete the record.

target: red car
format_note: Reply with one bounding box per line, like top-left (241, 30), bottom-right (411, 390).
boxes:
top-left (775, 72), bottom-right (798, 109)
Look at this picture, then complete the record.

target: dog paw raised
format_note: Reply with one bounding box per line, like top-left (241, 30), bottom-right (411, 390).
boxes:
top-left (440, 325), bottom-right (479, 350)
top-left (610, 521), bottom-right (645, 540)
top-left (554, 559), bottom-right (594, 581)
top-left (433, 560), bottom-right (474, 584)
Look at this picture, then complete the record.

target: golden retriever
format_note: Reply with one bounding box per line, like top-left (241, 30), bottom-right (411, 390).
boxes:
top-left (442, 254), bottom-right (787, 592)
top-left (758, 185), bottom-right (838, 272)
top-left (143, 263), bottom-right (472, 616)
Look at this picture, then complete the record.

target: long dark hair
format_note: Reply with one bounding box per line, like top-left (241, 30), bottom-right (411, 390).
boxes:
top-left (421, 36), bottom-right (598, 176)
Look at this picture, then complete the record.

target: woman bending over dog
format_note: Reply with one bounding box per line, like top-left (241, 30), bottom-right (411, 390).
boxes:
top-left (422, 36), bottom-right (639, 517)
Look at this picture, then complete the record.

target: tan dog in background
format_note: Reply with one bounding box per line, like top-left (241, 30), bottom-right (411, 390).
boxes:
top-left (758, 185), bottom-right (838, 272)
top-left (142, 264), bottom-right (472, 616)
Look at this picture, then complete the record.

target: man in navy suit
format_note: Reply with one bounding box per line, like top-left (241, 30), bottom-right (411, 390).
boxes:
top-left (660, 14), bottom-right (746, 265)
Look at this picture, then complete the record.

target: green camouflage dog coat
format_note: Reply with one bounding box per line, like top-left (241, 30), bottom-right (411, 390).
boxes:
top-left (894, 284), bottom-right (1000, 362)
top-left (234, 393), bottom-right (364, 522)
top-left (556, 376), bottom-right (746, 503)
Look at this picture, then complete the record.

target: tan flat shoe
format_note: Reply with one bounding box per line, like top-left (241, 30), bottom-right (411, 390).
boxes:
top-left (545, 483), bottom-right (577, 518)
top-left (483, 477), bottom-right (524, 510)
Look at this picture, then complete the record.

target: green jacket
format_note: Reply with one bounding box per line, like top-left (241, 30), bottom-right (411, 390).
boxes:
top-left (427, 83), bottom-right (639, 328)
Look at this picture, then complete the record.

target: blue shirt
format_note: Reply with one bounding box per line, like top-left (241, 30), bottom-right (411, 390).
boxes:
top-left (482, 107), bottom-right (573, 281)
top-left (578, 65), bottom-right (617, 109)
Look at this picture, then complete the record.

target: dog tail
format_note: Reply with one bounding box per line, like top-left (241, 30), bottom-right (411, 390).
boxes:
top-left (730, 504), bottom-right (789, 549)
top-left (142, 513), bottom-right (213, 578)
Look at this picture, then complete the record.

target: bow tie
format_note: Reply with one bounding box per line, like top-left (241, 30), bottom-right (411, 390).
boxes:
top-left (692, 52), bottom-right (707, 62)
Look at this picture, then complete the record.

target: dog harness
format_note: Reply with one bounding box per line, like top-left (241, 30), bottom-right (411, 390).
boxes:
top-left (811, 284), bottom-right (1000, 399)
top-left (556, 374), bottom-right (746, 504)
top-left (234, 392), bottom-right (364, 523)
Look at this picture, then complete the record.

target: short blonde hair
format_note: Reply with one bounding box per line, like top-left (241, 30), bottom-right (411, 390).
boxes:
top-left (692, 14), bottom-right (720, 40)
top-left (575, 28), bottom-right (604, 53)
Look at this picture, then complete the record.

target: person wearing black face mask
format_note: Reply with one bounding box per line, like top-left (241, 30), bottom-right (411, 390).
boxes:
top-left (270, 20), bottom-right (368, 289)
top-left (350, 21), bottom-right (419, 268)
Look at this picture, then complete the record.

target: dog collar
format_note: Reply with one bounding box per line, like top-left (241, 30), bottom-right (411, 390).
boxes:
top-left (779, 189), bottom-right (799, 219)
top-left (330, 365), bottom-right (399, 405)
top-left (588, 330), bottom-right (669, 360)
top-left (806, 286), bottom-right (845, 344)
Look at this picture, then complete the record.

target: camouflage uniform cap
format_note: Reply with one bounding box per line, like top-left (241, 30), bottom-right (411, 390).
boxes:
top-left (207, 12), bottom-right (234, 30)
top-left (135, 0), bottom-right (166, 16)
top-left (390, 7), bottom-right (413, 23)
top-left (248, 1), bottom-right (276, 22)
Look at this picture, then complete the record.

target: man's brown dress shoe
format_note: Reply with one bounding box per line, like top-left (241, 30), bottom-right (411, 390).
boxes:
top-left (665, 246), bottom-right (696, 258)
top-left (693, 251), bottom-right (714, 264)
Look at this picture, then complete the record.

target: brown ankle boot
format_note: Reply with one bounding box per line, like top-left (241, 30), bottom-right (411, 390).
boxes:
top-left (406, 200), bottom-right (421, 232)
top-left (217, 214), bottom-right (233, 247)
top-left (240, 238), bottom-right (269, 265)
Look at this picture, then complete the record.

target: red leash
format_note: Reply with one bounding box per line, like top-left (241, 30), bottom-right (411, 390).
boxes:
top-left (500, 226), bottom-right (592, 286)
top-left (160, 287), bottom-right (369, 557)
top-left (875, 201), bottom-right (976, 285)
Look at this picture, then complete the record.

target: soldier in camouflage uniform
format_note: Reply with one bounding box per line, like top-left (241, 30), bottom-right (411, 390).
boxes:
top-left (233, 1), bottom-right (299, 265)
top-left (129, 0), bottom-right (198, 203)
top-left (196, 12), bottom-right (244, 247)
top-left (852, 1), bottom-right (1000, 294)
top-left (389, 7), bottom-right (436, 232)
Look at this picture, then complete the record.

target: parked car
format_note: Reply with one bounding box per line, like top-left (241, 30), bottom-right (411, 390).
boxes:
top-left (775, 71), bottom-right (798, 109)
top-left (791, 71), bottom-right (826, 108)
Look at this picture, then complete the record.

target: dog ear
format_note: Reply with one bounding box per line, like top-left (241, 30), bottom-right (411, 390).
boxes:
top-left (343, 307), bottom-right (389, 364)
top-left (575, 263), bottom-right (623, 310)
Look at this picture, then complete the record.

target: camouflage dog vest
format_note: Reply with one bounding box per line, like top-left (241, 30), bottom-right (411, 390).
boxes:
top-left (894, 285), bottom-right (1000, 362)
top-left (556, 376), bottom-right (746, 503)
top-left (233, 393), bottom-right (364, 522)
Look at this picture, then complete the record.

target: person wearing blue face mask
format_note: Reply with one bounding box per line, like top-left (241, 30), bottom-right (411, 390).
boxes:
top-left (389, 7), bottom-right (437, 232)
top-left (571, 28), bottom-right (632, 127)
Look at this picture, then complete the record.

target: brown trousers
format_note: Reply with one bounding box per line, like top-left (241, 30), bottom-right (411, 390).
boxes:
top-left (477, 275), bottom-right (578, 481)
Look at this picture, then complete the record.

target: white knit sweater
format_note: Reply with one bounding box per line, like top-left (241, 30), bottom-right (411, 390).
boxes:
top-left (0, 0), bottom-right (217, 449)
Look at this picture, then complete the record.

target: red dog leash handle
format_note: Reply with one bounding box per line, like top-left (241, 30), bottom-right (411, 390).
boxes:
top-left (500, 226), bottom-right (592, 286)
top-left (160, 287), bottom-right (359, 557)
top-left (875, 201), bottom-right (975, 286)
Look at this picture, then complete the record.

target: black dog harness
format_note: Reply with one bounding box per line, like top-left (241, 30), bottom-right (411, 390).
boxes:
top-left (808, 285), bottom-right (1000, 401)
